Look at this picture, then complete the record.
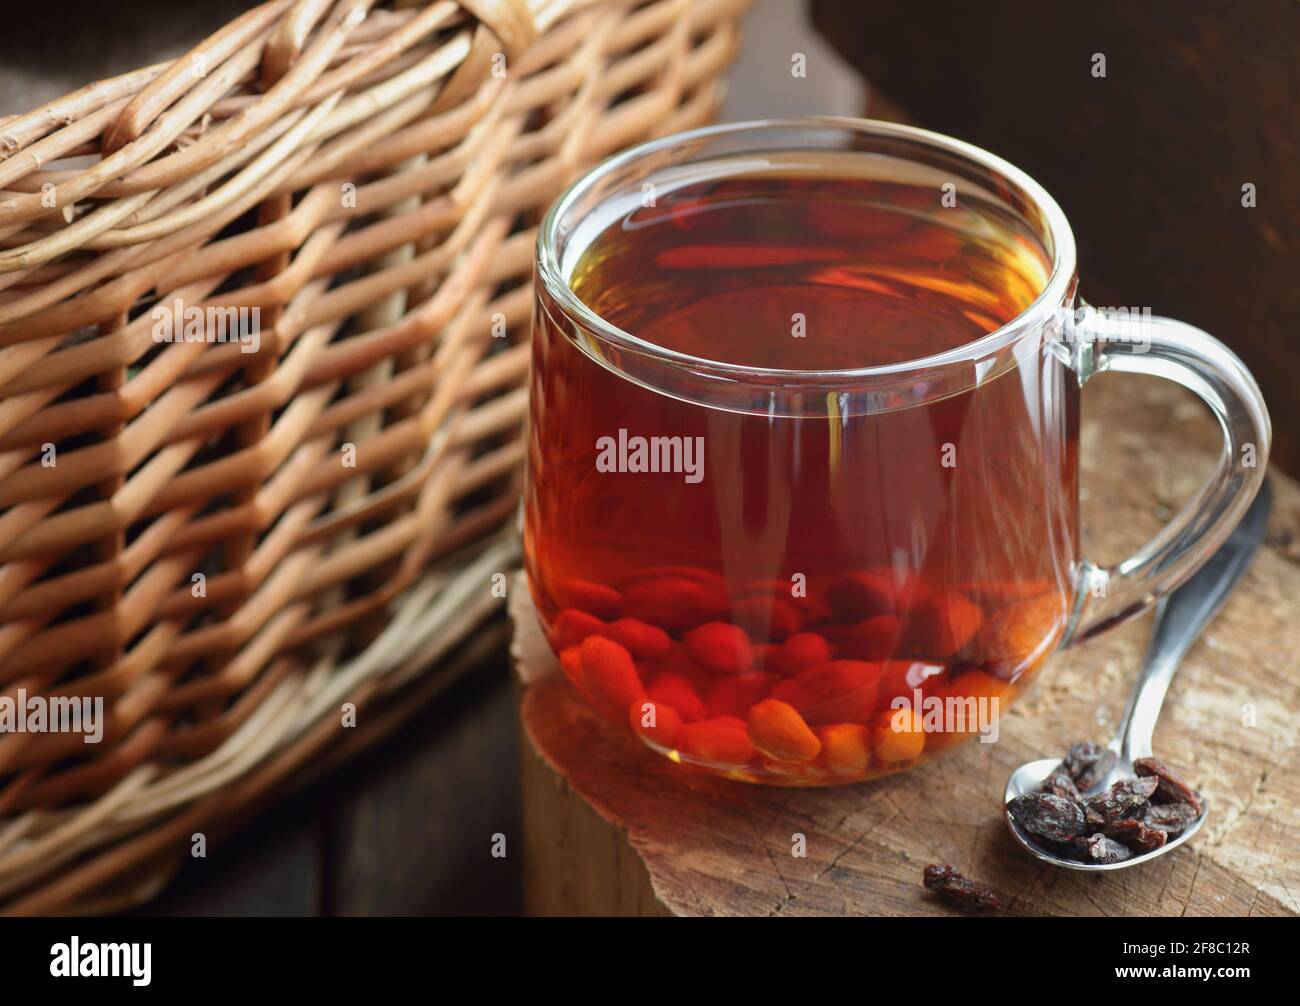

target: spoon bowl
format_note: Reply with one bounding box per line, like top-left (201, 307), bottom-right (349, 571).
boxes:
top-left (1004, 479), bottom-right (1269, 871)
top-left (1003, 756), bottom-right (1207, 871)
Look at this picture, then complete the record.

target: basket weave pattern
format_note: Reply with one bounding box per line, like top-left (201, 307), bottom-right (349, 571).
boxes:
top-left (0, 0), bottom-right (746, 913)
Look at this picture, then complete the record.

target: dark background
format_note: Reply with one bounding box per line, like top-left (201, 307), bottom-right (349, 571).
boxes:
top-left (814, 0), bottom-right (1299, 474)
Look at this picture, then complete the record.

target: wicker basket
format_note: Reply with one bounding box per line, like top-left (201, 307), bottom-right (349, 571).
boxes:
top-left (0, 0), bottom-right (747, 914)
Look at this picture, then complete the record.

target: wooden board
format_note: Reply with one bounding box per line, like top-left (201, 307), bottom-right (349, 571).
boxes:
top-left (513, 377), bottom-right (1300, 916)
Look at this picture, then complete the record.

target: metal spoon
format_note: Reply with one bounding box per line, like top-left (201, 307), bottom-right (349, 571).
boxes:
top-left (1004, 478), bottom-right (1272, 870)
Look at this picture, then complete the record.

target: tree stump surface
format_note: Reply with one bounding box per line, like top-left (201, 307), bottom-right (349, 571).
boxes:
top-left (513, 378), bottom-right (1300, 916)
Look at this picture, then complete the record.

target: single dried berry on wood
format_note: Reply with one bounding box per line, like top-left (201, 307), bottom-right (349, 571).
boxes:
top-left (922, 863), bottom-right (1002, 912)
top-left (1085, 777), bottom-right (1158, 827)
top-left (1079, 833), bottom-right (1133, 864)
top-left (1008, 792), bottom-right (1088, 842)
top-left (1133, 757), bottom-right (1203, 813)
top-left (1062, 741), bottom-right (1117, 791)
top-left (1104, 818), bottom-right (1168, 854)
top-left (1144, 802), bottom-right (1199, 837)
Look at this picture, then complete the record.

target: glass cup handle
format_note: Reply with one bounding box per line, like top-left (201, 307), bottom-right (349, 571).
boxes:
top-left (1063, 303), bottom-right (1272, 643)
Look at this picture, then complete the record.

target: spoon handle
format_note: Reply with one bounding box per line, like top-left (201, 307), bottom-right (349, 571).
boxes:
top-left (1113, 479), bottom-right (1272, 763)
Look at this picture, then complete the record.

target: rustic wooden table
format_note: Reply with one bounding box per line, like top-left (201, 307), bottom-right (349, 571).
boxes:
top-left (513, 379), bottom-right (1300, 916)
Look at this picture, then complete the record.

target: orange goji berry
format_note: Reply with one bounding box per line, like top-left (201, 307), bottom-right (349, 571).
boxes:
top-left (873, 707), bottom-right (926, 766)
top-left (554, 577), bottom-right (623, 619)
top-left (770, 660), bottom-right (881, 726)
top-left (552, 607), bottom-right (606, 651)
top-left (841, 613), bottom-right (904, 661)
top-left (676, 716), bottom-right (755, 766)
top-left (877, 659), bottom-right (946, 707)
top-left (747, 699), bottom-right (822, 762)
top-left (646, 672), bottom-right (706, 723)
top-left (924, 669), bottom-right (1011, 750)
top-left (623, 575), bottom-right (728, 631)
top-left (629, 698), bottom-right (683, 748)
top-left (578, 635), bottom-right (644, 722)
top-left (684, 621), bottom-right (754, 673)
top-left (604, 617), bottom-right (673, 660)
top-left (975, 592), bottom-right (1065, 676)
top-left (703, 671), bottom-right (774, 719)
top-left (827, 569), bottom-right (928, 621)
top-left (559, 645), bottom-right (582, 684)
top-left (816, 723), bottom-right (872, 778)
top-left (905, 590), bottom-right (983, 659)
top-left (729, 595), bottom-right (804, 641)
top-left (775, 631), bottom-right (832, 676)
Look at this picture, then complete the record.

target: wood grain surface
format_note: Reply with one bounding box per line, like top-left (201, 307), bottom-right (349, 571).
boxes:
top-left (514, 377), bottom-right (1300, 916)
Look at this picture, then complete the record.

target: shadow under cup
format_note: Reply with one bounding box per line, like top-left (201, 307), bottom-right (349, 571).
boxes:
top-left (523, 118), bottom-right (1265, 786)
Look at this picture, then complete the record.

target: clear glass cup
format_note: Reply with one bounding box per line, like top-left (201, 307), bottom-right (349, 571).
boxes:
top-left (525, 117), bottom-right (1271, 785)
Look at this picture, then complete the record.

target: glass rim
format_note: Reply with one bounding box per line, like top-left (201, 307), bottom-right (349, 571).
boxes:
top-left (535, 115), bottom-right (1078, 383)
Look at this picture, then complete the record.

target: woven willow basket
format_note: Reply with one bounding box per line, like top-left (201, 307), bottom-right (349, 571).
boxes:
top-left (0, 0), bottom-right (747, 914)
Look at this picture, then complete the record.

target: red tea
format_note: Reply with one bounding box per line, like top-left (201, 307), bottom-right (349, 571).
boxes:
top-left (526, 158), bottom-right (1080, 783)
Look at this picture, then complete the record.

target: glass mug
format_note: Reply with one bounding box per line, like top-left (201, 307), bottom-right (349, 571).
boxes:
top-left (523, 117), bottom-right (1270, 785)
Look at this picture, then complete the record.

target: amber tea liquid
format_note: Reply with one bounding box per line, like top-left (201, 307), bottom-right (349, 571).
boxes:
top-left (526, 154), bottom-right (1080, 784)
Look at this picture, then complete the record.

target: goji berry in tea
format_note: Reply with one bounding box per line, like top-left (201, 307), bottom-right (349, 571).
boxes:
top-left (704, 672), bottom-right (775, 720)
top-left (816, 723), bottom-right (872, 778)
top-left (841, 614), bottom-right (904, 661)
top-left (828, 570), bottom-right (929, 622)
top-left (554, 577), bottom-right (623, 620)
top-left (775, 632), bottom-right (833, 676)
top-left (905, 591), bottom-right (984, 659)
top-left (922, 864), bottom-right (1002, 913)
top-left (1133, 757), bottom-right (1203, 813)
top-left (770, 660), bottom-right (881, 727)
top-left (729, 595), bottom-right (804, 641)
top-left (578, 635), bottom-right (645, 722)
top-left (747, 699), bottom-right (822, 763)
top-left (676, 716), bottom-right (755, 766)
top-left (975, 592), bottom-right (1065, 677)
top-left (629, 699), bottom-right (683, 749)
top-left (646, 672), bottom-right (706, 723)
top-left (605, 617), bottom-right (673, 660)
top-left (1007, 792), bottom-right (1088, 843)
top-left (872, 707), bottom-right (926, 766)
top-left (553, 608), bottom-right (606, 651)
top-left (685, 621), bottom-right (755, 673)
top-left (624, 576), bottom-right (728, 631)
